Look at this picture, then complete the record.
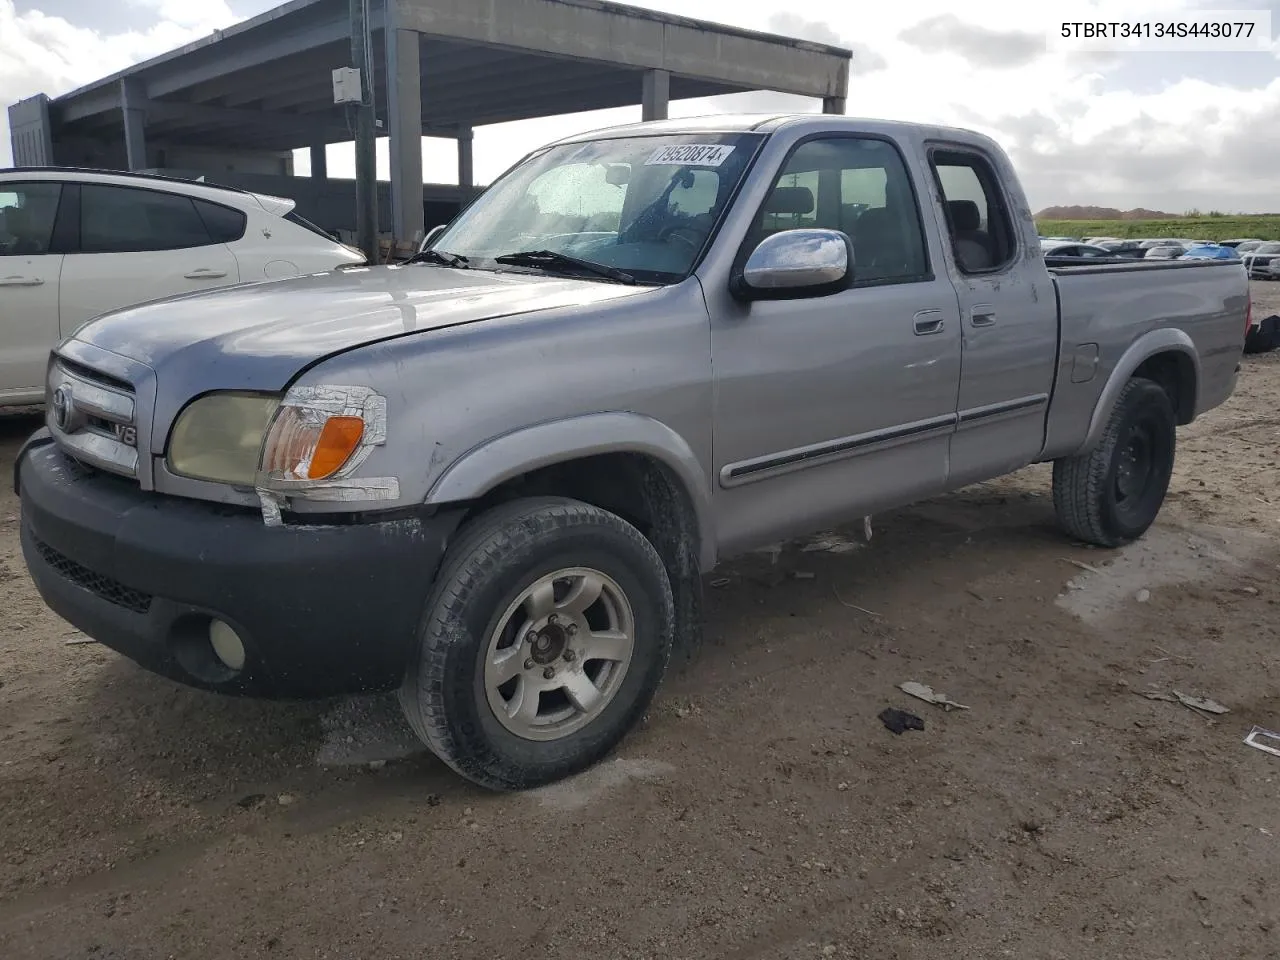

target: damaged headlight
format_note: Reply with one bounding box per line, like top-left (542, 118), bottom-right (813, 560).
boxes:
top-left (166, 385), bottom-right (395, 507)
top-left (167, 392), bottom-right (280, 486)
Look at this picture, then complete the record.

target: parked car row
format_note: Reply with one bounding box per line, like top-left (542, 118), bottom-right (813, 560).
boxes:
top-left (1040, 233), bottom-right (1280, 276)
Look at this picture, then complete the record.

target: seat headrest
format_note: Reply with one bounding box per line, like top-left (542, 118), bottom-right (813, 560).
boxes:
top-left (856, 207), bottom-right (897, 230)
top-left (947, 199), bottom-right (982, 232)
top-left (764, 186), bottom-right (815, 215)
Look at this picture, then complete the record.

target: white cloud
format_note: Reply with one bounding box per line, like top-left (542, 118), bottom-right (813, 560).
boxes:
top-left (4, 0), bottom-right (1280, 212)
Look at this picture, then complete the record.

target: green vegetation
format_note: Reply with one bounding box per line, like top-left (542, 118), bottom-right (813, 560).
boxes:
top-left (1035, 215), bottom-right (1280, 242)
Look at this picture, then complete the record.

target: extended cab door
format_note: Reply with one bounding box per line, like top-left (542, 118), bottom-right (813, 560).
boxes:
top-left (58, 183), bottom-right (241, 334)
top-left (0, 181), bottom-right (68, 401)
top-left (705, 133), bottom-right (963, 554)
top-left (926, 145), bottom-right (1059, 483)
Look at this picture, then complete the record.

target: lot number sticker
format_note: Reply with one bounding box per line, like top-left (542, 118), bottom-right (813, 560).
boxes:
top-left (645, 144), bottom-right (736, 167)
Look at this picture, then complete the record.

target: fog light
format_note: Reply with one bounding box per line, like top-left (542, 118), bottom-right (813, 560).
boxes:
top-left (209, 619), bottom-right (246, 672)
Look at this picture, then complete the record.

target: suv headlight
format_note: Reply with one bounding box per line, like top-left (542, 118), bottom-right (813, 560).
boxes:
top-left (168, 392), bottom-right (280, 486)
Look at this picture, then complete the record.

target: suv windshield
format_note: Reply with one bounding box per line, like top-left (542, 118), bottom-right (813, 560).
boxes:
top-left (429, 132), bottom-right (763, 283)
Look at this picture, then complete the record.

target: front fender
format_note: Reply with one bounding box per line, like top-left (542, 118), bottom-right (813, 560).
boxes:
top-left (425, 412), bottom-right (715, 567)
top-left (1081, 327), bottom-right (1200, 452)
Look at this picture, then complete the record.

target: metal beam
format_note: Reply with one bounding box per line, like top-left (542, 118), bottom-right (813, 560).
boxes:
top-left (386, 20), bottom-right (424, 244)
top-left (146, 10), bottom-right (383, 100)
top-left (457, 125), bottom-right (473, 191)
top-left (642, 68), bottom-right (669, 121)
top-left (142, 99), bottom-right (349, 143)
top-left (120, 79), bottom-right (148, 170)
top-left (58, 87), bottom-right (122, 124)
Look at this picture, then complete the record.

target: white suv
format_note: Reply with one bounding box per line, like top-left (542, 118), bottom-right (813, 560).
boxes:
top-left (0, 168), bottom-right (366, 405)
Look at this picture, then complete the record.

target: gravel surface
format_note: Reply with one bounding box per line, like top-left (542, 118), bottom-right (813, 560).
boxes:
top-left (0, 283), bottom-right (1278, 959)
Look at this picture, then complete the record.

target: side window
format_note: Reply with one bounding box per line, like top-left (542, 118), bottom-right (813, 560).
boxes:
top-left (0, 182), bottom-right (63, 256)
top-left (80, 185), bottom-right (214, 254)
top-left (931, 150), bottom-right (1016, 274)
top-left (193, 199), bottom-right (248, 244)
top-left (753, 137), bottom-right (929, 284)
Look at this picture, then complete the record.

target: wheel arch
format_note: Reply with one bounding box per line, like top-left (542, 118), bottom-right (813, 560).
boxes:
top-left (1081, 329), bottom-right (1200, 453)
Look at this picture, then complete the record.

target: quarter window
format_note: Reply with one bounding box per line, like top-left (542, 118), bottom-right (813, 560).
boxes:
top-left (0, 182), bottom-right (63, 256)
top-left (931, 150), bottom-right (1017, 274)
top-left (80, 184), bottom-right (215, 253)
top-left (752, 137), bottom-right (929, 284)
top-left (193, 199), bottom-right (248, 244)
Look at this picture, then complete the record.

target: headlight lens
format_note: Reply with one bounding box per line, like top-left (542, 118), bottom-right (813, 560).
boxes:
top-left (258, 385), bottom-right (388, 486)
top-left (167, 393), bottom-right (280, 486)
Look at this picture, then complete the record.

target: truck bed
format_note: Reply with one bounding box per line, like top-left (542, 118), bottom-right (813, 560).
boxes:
top-left (1041, 257), bottom-right (1248, 459)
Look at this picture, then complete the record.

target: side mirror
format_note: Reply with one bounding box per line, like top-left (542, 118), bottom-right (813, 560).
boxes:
top-left (731, 228), bottom-right (853, 301)
top-left (418, 223), bottom-right (447, 252)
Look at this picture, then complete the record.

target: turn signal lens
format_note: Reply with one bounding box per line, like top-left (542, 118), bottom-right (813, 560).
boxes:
top-left (262, 409), bottom-right (365, 481)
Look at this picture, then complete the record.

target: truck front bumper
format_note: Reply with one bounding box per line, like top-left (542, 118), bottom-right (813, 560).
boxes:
top-left (17, 433), bottom-right (463, 699)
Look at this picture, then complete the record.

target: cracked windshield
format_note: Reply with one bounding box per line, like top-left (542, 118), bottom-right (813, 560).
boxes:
top-left (432, 134), bottom-right (760, 280)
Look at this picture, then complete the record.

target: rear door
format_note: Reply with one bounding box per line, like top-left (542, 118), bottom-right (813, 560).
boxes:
top-left (58, 183), bottom-right (241, 334)
top-left (927, 145), bottom-right (1059, 484)
top-left (707, 133), bottom-right (963, 553)
top-left (0, 181), bottom-right (68, 399)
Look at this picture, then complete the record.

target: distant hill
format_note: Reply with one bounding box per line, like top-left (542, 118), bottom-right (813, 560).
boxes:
top-left (1036, 205), bottom-right (1177, 221)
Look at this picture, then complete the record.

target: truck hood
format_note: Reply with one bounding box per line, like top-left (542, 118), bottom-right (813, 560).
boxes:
top-left (69, 264), bottom-right (653, 392)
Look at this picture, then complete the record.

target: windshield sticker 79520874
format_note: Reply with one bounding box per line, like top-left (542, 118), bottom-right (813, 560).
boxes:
top-left (644, 144), bottom-right (736, 167)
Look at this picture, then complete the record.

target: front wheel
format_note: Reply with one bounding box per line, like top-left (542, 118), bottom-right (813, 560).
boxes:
top-left (399, 497), bottom-right (674, 791)
top-left (1052, 376), bottom-right (1177, 548)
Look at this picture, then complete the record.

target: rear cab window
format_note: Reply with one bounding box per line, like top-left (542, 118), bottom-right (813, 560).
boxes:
top-left (929, 148), bottom-right (1017, 274)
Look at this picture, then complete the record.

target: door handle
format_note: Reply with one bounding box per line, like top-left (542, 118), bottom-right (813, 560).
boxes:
top-left (184, 269), bottom-right (228, 279)
top-left (970, 305), bottom-right (996, 327)
top-left (913, 309), bottom-right (945, 335)
top-left (0, 276), bottom-right (43, 287)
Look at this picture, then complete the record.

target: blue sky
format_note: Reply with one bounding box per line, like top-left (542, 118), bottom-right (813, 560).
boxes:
top-left (5, 0), bottom-right (1280, 212)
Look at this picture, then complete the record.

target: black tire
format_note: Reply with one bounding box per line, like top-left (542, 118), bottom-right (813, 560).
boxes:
top-left (1052, 376), bottom-right (1177, 548)
top-left (398, 497), bottom-right (674, 791)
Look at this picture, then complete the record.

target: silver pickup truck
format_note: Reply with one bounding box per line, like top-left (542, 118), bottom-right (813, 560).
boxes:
top-left (16, 114), bottom-right (1250, 791)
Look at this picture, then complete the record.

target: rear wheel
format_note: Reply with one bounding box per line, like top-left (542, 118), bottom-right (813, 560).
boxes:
top-left (399, 497), bottom-right (674, 791)
top-left (1052, 376), bottom-right (1177, 548)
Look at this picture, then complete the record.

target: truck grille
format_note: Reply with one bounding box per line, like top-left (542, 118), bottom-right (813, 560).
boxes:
top-left (46, 359), bottom-right (139, 479)
top-left (33, 537), bottom-right (153, 614)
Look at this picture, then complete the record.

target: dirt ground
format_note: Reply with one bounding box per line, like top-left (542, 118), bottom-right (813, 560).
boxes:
top-left (1, 286), bottom-right (1278, 960)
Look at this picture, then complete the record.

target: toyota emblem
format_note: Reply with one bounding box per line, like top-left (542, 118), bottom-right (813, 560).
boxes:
top-left (51, 385), bottom-right (72, 431)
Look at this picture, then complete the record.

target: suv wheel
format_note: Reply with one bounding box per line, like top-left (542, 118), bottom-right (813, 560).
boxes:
top-left (1052, 376), bottom-right (1177, 548)
top-left (399, 497), bottom-right (674, 791)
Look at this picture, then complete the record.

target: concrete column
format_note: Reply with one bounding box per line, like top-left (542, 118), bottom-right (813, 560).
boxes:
top-left (642, 68), bottom-right (670, 122)
top-left (457, 125), bottom-right (474, 194)
top-left (385, 23), bottom-right (425, 244)
top-left (120, 79), bottom-right (147, 170)
top-left (310, 142), bottom-right (328, 180)
top-left (822, 96), bottom-right (846, 115)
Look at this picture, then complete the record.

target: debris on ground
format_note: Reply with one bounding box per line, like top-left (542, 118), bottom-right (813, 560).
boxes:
top-left (878, 708), bottom-right (925, 735)
top-left (1244, 726), bottom-right (1280, 758)
top-left (710, 577), bottom-right (731, 588)
top-left (793, 571), bottom-right (816, 580)
top-left (899, 681), bottom-right (970, 711)
top-left (832, 586), bottom-right (882, 618)
top-left (1136, 689), bottom-right (1229, 716)
top-left (1136, 588), bottom-right (1151, 603)
top-left (1172, 691), bottom-right (1230, 715)
top-left (802, 533), bottom-right (863, 555)
top-left (63, 636), bottom-right (97, 645)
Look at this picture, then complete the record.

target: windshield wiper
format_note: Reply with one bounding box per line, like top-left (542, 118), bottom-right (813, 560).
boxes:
top-left (492, 250), bottom-right (636, 284)
top-left (405, 248), bottom-right (470, 268)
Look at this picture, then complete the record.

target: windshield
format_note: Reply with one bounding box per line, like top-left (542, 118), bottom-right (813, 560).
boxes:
top-left (429, 132), bottom-right (763, 283)
top-left (1255, 242), bottom-right (1280, 254)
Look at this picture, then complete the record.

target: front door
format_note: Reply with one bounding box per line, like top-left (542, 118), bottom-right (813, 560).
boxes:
top-left (928, 145), bottom-right (1059, 484)
top-left (0, 181), bottom-right (67, 400)
top-left (58, 182), bottom-right (241, 334)
top-left (707, 134), bottom-right (963, 554)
